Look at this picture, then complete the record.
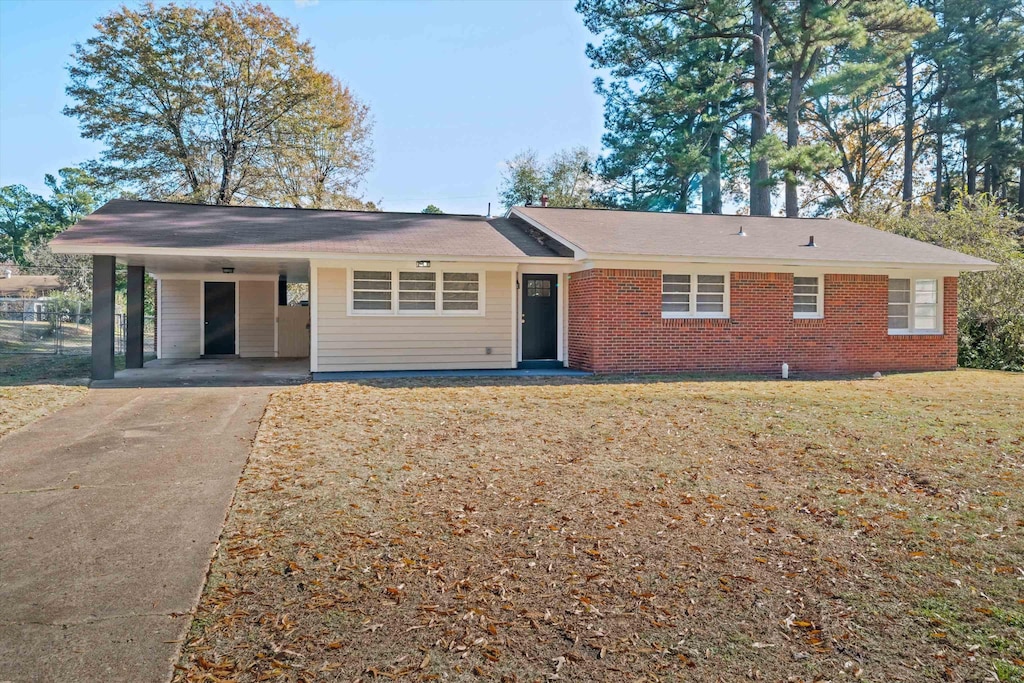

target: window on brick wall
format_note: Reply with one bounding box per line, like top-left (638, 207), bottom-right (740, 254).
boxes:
top-left (888, 277), bottom-right (941, 334)
top-left (793, 276), bottom-right (822, 318)
top-left (662, 273), bottom-right (729, 318)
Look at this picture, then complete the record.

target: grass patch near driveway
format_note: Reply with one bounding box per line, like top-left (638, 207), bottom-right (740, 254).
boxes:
top-left (0, 384), bottom-right (87, 438)
top-left (176, 370), bottom-right (1023, 682)
top-left (0, 354), bottom-right (93, 386)
top-left (0, 353), bottom-right (152, 386)
top-left (0, 355), bottom-right (95, 437)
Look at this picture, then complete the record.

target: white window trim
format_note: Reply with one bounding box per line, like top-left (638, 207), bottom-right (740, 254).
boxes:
top-left (661, 272), bottom-right (730, 319)
top-left (793, 274), bottom-right (824, 319)
top-left (347, 268), bottom-right (486, 317)
top-left (888, 275), bottom-right (943, 336)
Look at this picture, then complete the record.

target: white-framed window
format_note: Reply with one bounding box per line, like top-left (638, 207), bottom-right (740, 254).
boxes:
top-left (661, 272), bottom-right (729, 318)
top-left (352, 270), bottom-right (392, 312)
top-left (350, 269), bottom-right (483, 316)
top-left (793, 275), bottom-right (823, 318)
top-left (442, 272), bottom-right (480, 311)
top-left (398, 271), bottom-right (436, 313)
top-left (888, 276), bottom-right (941, 334)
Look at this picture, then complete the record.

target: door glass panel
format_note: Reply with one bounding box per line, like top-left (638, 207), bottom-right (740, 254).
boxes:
top-left (527, 279), bottom-right (552, 297)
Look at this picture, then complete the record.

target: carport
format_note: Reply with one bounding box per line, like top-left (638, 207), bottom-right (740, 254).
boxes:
top-left (87, 254), bottom-right (310, 381)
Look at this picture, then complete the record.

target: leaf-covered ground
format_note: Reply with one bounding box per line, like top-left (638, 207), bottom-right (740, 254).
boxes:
top-left (0, 384), bottom-right (87, 439)
top-left (0, 353), bottom-right (92, 387)
top-left (176, 371), bottom-right (1023, 683)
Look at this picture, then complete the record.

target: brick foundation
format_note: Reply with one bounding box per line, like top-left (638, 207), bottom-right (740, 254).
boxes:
top-left (567, 269), bottom-right (958, 374)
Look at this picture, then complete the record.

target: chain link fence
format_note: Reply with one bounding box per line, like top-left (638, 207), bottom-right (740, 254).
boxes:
top-left (0, 305), bottom-right (155, 355)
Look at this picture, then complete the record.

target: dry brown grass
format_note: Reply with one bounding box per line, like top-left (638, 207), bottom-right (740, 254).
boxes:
top-left (176, 371), bottom-right (1023, 683)
top-left (0, 385), bottom-right (87, 439)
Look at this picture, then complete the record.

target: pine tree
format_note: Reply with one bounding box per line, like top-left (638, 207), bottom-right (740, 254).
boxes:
top-left (759, 0), bottom-right (933, 217)
top-left (579, 0), bottom-right (763, 213)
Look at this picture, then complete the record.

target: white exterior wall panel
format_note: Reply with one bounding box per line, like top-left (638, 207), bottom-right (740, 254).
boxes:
top-left (316, 268), bottom-right (515, 371)
top-left (238, 280), bottom-right (275, 357)
top-left (158, 279), bottom-right (201, 359)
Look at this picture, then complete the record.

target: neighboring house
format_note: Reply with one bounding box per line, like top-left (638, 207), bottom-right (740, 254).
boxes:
top-left (49, 199), bottom-right (995, 379)
top-left (0, 264), bottom-right (64, 314)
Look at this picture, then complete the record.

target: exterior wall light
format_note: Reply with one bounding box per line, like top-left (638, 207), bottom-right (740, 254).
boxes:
top-left (416, 260), bottom-right (431, 268)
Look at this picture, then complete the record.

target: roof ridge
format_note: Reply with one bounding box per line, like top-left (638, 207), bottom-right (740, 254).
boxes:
top-left (110, 198), bottom-right (489, 219)
top-left (517, 205), bottom-right (833, 220)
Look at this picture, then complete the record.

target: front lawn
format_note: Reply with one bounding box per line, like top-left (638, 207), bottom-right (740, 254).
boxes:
top-left (0, 355), bottom-right (92, 438)
top-left (0, 353), bottom-right (93, 386)
top-left (176, 371), bottom-right (1023, 682)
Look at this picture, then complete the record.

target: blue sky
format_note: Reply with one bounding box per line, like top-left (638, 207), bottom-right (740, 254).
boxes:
top-left (0, 0), bottom-right (605, 215)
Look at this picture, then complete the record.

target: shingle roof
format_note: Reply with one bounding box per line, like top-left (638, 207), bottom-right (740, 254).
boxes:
top-left (50, 200), bottom-right (567, 259)
top-left (515, 206), bottom-right (995, 269)
top-left (50, 200), bottom-right (995, 270)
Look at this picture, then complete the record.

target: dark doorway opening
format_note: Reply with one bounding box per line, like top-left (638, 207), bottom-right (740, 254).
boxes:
top-left (521, 274), bottom-right (558, 364)
top-left (203, 281), bottom-right (236, 356)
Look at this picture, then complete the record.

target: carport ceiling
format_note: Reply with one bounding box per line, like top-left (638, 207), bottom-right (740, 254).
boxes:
top-left (116, 253), bottom-right (310, 280)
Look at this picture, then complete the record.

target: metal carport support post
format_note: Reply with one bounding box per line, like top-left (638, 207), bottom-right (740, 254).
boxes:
top-left (126, 265), bottom-right (145, 369)
top-left (91, 255), bottom-right (116, 380)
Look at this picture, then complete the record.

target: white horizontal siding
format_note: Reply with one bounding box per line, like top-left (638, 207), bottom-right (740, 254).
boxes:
top-left (316, 268), bottom-right (514, 371)
top-left (238, 280), bottom-right (275, 358)
top-left (159, 280), bottom-right (200, 359)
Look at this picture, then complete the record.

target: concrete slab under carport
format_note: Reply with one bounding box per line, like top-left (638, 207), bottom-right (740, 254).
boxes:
top-left (0, 386), bottom-right (273, 682)
top-left (91, 356), bottom-right (310, 388)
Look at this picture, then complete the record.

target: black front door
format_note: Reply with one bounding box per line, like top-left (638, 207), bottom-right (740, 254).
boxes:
top-left (204, 281), bottom-right (236, 355)
top-left (521, 274), bottom-right (558, 360)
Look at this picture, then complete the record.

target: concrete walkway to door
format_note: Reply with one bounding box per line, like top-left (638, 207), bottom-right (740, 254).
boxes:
top-left (0, 386), bottom-right (273, 682)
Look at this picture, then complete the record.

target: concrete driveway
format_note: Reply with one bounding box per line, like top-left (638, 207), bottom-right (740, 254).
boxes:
top-left (0, 386), bottom-right (273, 682)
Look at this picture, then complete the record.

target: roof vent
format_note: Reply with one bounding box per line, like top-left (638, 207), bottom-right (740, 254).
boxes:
top-left (805, 235), bottom-right (817, 247)
top-left (540, 194), bottom-right (549, 208)
top-left (3, 269), bottom-right (11, 279)
top-left (736, 226), bottom-right (747, 237)
top-left (525, 196), bottom-right (533, 206)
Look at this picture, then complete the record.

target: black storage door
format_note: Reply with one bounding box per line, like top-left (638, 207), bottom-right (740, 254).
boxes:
top-left (203, 282), bottom-right (236, 355)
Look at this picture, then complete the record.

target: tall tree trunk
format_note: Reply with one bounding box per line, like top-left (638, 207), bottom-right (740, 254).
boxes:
top-left (933, 69), bottom-right (944, 208)
top-left (675, 173), bottom-right (691, 213)
top-left (749, 2), bottom-right (771, 216)
top-left (217, 126), bottom-right (238, 205)
top-left (966, 129), bottom-right (978, 195)
top-left (702, 104), bottom-right (722, 214)
top-left (785, 65), bottom-right (801, 217)
top-left (902, 52), bottom-right (915, 215)
top-left (1018, 114), bottom-right (1024, 209)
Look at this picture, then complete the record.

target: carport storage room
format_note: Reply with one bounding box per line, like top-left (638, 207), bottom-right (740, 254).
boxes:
top-left (156, 276), bottom-right (281, 359)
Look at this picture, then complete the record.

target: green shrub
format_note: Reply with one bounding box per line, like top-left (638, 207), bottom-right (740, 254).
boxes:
top-left (864, 194), bottom-right (1024, 371)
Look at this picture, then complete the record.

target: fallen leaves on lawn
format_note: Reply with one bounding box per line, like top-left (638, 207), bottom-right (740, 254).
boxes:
top-left (0, 384), bottom-right (87, 438)
top-left (174, 372), bottom-right (1024, 682)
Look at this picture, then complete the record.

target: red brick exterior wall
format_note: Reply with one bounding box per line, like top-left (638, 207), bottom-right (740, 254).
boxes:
top-left (566, 269), bottom-right (958, 374)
